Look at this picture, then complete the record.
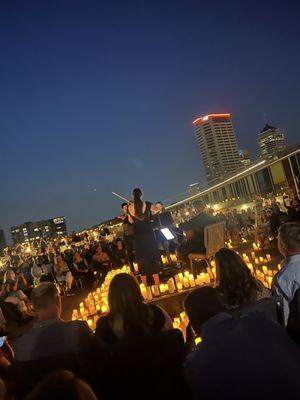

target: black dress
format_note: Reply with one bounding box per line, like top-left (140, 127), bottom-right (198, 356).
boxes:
top-left (128, 202), bottom-right (161, 276)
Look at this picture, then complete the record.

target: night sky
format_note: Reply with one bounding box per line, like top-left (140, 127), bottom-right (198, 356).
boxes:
top-left (1, 0), bottom-right (300, 242)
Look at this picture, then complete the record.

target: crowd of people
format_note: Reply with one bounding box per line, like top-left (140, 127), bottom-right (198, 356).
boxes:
top-left (0, 189), bottom-right (299, 398)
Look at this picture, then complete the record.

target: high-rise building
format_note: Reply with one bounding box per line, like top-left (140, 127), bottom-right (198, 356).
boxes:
top-left (239, 149), bottom-right (251, 168)
top-left (193, 113), bottom-right (241, 182)
top-left (258, 124), bottom-right (286, 158)
top-left (0, 229), bottom-right (6, 255)
top-left (11, 217), bottom-right (67, 245)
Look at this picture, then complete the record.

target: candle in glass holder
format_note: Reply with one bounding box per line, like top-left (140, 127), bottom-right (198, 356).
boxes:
top-left (254, 258), bottom-right (259, 265)
top-left (101, 304), bottom-right (108, 314)
top-left (152, 285), bottom-right (160, 297)
top-left (266, 254), bottom-right (272, 262)
top-left (178, 273), bottom-right (184, 282)
top-left (189, 274), bottom-right (196, 287)
top-left (206, 267), bottom-right (214, 281)
top-left (147, 286), bottom-right (153, 300)
top-left (167, 278), bottom-right (176, 293)
top-left (133, 262), bottom-right (139, 273)
top-left (177, 282), bottom-right (183, 291)
top-left (247, 263), bottom-right (254, 273)
top-left (183, 277), bottom-right (190, 288)
top-left (259, 256), bottom-right (264, 263)
top-left (262, 265), bottom-right (268, 275)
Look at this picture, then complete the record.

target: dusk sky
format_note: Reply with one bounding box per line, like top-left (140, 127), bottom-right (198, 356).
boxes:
top-left (1, 0), bottom-right (299, 241)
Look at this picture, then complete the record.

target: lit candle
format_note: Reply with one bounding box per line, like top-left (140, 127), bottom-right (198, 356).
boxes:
top-left (167, 278), bottom-right (176, 293)
top-left (262, 265), bottom-right (268, 275)
top-left (189, 274), bottom-right (196, 287)
top-left (266, 254), bottom-right (272, 262)
top-left (133, 263), bottom-right (139, 273)
top-left (183, 277), bottom-right (190, 288)
top-left (177, 282), bottom-right (183, 291)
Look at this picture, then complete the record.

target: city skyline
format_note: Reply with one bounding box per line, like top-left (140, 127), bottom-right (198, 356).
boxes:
top-left (1, 0), bottom-right (299, 240)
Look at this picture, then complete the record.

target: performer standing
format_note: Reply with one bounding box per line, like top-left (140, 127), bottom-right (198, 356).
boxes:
top-left (127, 188), bottom-right (161, 285)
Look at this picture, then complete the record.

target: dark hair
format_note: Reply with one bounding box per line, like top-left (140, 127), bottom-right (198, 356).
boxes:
top-left (108, 273), bottom-right (152, 337)
top-left (121, 202), bottom-right (127, 209)
top-left (132, 188), bottom-right (143, 218)
top-left (215, 248), bottom-right (260, 307)
top-left (279, 222), bottom-right (300, 253)
top-left (25, 370), bottom-right (97, 400)
top-left (184, 287), bottom-right (224, 334)
top-left (31, 283), bottom-right (60, 310)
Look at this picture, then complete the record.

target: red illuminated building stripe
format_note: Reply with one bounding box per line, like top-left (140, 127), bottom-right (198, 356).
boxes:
top-left (192, 113), bottom-right (231, 126)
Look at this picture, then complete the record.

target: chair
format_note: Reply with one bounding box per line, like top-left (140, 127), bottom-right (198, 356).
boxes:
top-left (188, 222), bottom-right (226, 273)
top-left (229, 295), bottom-right (284, 326)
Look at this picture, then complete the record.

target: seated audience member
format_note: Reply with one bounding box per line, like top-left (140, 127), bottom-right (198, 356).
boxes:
top-left (25, 370), bottom-right (98, 400)
top-left (3, 269), bottom-right (31, 316)
top-left (112, 239), bottom-right (128, 267)
top-left (256, 210), bottom-right (270, 244)
top-left (184, 287), bottom-right (300, 400)
top-left (95, 273), bottom-right (172, 344)
top-left (73, 252), bottom-right (89, 274)
top-left (284, 196), bottom-right (300, 222)
top-left (272, 222), bottom-right (300, 324)
top-left (270, 204), bottom-right (286, 234)
top-left (12, 283), bottom-right (91, 362)
top-left (215, 248), bottom-right (270, 309)
top-left (92, 246), bottom-right (110, 267)
top-left (54, 254), bottom-right (73, 293)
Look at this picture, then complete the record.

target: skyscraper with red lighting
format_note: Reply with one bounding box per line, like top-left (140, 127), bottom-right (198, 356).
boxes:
top-left (193, 113), bottom-right (241, 182)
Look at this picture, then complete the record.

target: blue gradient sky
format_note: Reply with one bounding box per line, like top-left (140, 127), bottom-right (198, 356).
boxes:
top-left (0, 0), bottom-right (299, 242)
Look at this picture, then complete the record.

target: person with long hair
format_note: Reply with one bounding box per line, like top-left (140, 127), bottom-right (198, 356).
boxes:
top-left (127, 188), bottom-right (161, 285)
top-left (94, 273), bottom-right (172, 344)
top-left (215, 248), bottom-right (270, 309)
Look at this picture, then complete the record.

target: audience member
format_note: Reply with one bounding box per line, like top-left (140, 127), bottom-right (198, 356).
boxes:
top-left (12, 283), bottom-right (91, 362)
top-left (54, 254), bottom-right (73, 293)
top-left (184, 286), bottom-right (300, 400)
top-left (25, 370), bottom-right (98, 400)
top-left (3, 269), bottom-right (30, 316)
top-left (111, 239), bottom-right (127, 268)
top-left (215, 248), bottom-right (271, 309)
top-left (95, 273), bottom-right (172, 344)
top-left (272, 222), bottom-right (300, 324)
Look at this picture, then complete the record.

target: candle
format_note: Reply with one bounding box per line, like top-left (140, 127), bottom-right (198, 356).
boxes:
top-left (147, 286), bottom-right (153, 300)
top-left (262, 265), bottom-right (268, 275)
top-left (189, 274), bottom-right (196, 287)
top-left (183, 277), bottom-right (190, 288)
top-left (177, 282), bottom-right (183, 291)
top-left (266, 254), bottom-right (272, 262)
top-left (206, 267), bottom-right (214, 281)
top-left (167, 278), bottom-right (176, 293)
top-left (101, 304), bottom-right (108, 314)
top-left (247, 263), bottom-right (254, 273)
top-left (133, 263), bottom-right (139, 273)
top-left (259, 256), bottom-right (264, 263)
top-left (152, 285), bottom-right (160, 297)
top-left (254, 258), bottom-right (259, 265)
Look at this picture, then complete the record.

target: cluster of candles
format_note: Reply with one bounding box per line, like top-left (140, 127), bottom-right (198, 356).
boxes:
top-left (71, 243), bottom-right (280, 331)
top-left (240, 249), bottom-right (280, 289)
top-left (139, 267), bottom-right (215, 301)
top-left (71, 264), bottom-right (216, 330)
